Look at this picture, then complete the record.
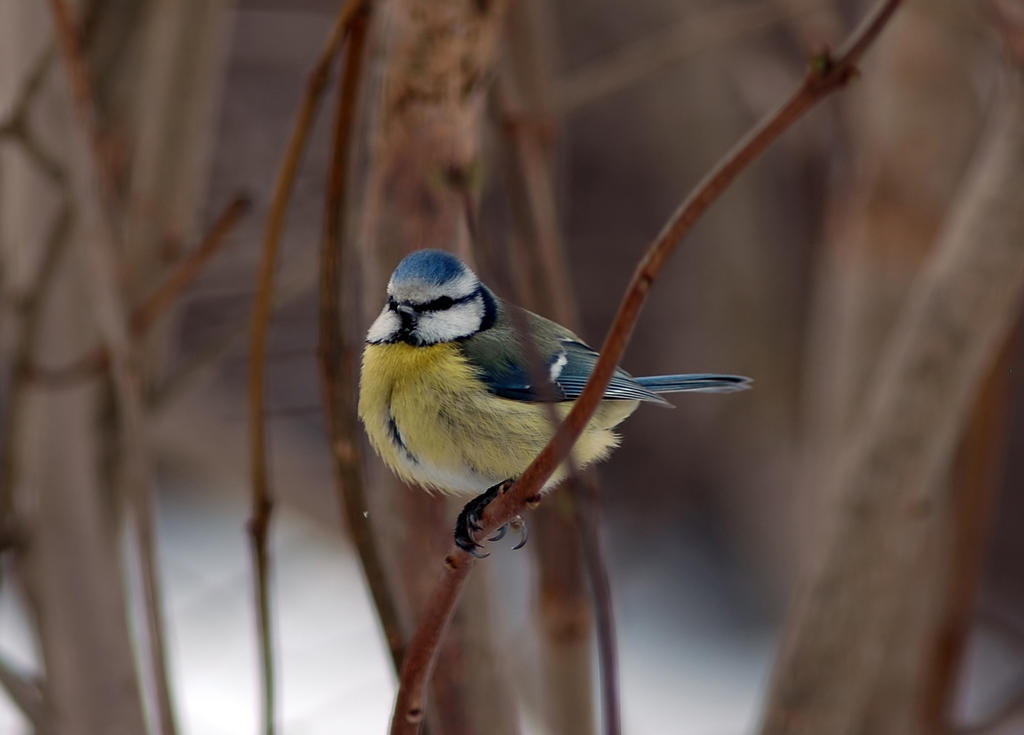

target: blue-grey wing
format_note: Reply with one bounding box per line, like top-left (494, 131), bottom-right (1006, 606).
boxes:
top-left (465, 331), bottom-right (666, 405)
top-left (457, 303), bottom-right (670, 404)
top-left (549, 341), bottom-right (668, 403)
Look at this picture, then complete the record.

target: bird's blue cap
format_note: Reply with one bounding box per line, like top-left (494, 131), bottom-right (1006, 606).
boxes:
top-left (391, 249), bottom-right (465, 287)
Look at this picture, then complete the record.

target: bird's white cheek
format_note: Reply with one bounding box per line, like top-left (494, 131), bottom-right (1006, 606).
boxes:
top-left (415, 300), bottom-right (482, 343)
top-left (366, 307), bottom-right (400, 343)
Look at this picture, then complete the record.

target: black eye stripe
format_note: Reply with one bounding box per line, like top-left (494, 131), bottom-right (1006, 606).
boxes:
top-left (420, 295), bottom-right (454, 311)
top-left (393, 289), bottom-right (480, 313)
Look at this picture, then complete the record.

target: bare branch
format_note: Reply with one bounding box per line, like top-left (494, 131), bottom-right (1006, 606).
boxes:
top-left (760, 43), bottom-right (1024, 735)
top-left (1, 44), bottom-right (56, 122)
top-left (390, 1), bottom-right (904, 731)
top-left (921, 340), bottom-right (1014, 731)
top-left (555, 0), bottom-right (827, 113)
top-left (575, 474), bottom-right (620, 735)
top-left (246, 2), bottom-right (366, 733)
top-left (49, 2), bottom-right (178, 732)
top-left (929, 16), bottom-right (1024, 728)
top-left (149, 250), bottom-right (322, 412)
top-left (316, 0), bottom-right (408, 672)
top-left (0, 202), bottom-right (72, 522)
top-left (497, 10), bottom-right (609, 725)
top-left (353, 0), bottom-right (520, 729)
top-left (132, 196), bottom-right (250, 336)
top-left (0, 44), bottom-right (64, 184)
top-left (48, 0), bottom-right (125, 236)
top-left (0, 652), bottom-right (45, 728)
top-left (26, 195), bottom-right (251, 386)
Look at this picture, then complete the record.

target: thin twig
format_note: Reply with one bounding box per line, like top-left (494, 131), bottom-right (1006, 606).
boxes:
top-left (48, 0), bottom-right (125, 242)
top-left (0, 652), bottom-right (45, 728)
top-left (316, 0), bottom-right (406, 671)
top-left (149, 250), bottom-right (322, 413)
top-left (921, 338), bottom-right (1014, 732)
top-left (0, 44), bottom-right (64, 184)
top-left (247, 2), bottom-right (365, 733)
top-left (49, 2), bottom-right (179, 733)
top-left (389, 2), bottom-right (902, 730)
top-left (133, 490), bottom-right (176, 735)
top-left (26, 195), bottom-right (251, 386)
top-left (0, 203), bottom-right (72, 539)
top-left (575, 475), bottom-right (619, 735)
top-left (498, 38), bottom-right (612, 728)
top-left (0, 45), bottom-right (56, 126)
top-left (471, 131), bottom-right (604, 735)
top-left (133, 196), bottom-right (251, 334)
top-left (497, 282), bottom-right (608, 734)
top-left (554, 0), bottom-right (828, 113)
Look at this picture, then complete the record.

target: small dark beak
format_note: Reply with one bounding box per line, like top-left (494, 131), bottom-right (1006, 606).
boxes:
top-left (395, 303), bottom-right (417, 331)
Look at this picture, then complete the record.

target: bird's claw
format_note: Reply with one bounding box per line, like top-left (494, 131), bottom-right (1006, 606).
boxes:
top-left (454, 480), bottom-right (506, 555)
top-left (510, 515), bottom-right (528, 550)
top-left (485, 516), bottom-right (528, 549)
top-left (454, 480), bottom-right (528, 556)
top-left (454, 509), bottom-right (488, 556)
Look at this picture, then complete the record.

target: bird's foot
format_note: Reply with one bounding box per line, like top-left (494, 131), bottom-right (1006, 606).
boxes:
top-left (454, 480), bottom-right (524, 557)
top-left (488, 513), bottom-right (528, 547)
top-left (509, 515), bottom-right (528, 550)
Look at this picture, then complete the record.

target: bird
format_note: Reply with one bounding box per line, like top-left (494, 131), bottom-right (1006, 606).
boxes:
top-left (358, 249), bottom-right (749, 555)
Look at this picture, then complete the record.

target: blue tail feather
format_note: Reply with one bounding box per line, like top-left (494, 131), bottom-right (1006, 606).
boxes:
top-left (634, 373), bottom-right (751, 394)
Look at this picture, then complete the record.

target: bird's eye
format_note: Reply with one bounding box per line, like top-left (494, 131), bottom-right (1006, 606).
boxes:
top-left (422, 295), bottom-right (454, 311)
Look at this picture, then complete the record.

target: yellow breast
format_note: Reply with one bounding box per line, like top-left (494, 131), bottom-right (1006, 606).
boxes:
top-left (358, 341), bottom-right (638, 496)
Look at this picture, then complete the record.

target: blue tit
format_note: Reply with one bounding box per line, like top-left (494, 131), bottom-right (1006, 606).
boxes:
top-left (358, 249), bottom-right (749, 553)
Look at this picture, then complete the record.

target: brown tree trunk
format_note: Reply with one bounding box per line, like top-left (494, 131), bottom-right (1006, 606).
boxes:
top-left (791, 5), bottom-right (988, 733)
top-left (761, 43), bottom-right (1024, 735)
top-left (1, 5), bottom-right (149, 732)
top-left (497, 2), bottom-right (598, 731)
top-left (347, 1), bottom-right (520, 732)
top-left (0, 2), bottom-right (232, 733)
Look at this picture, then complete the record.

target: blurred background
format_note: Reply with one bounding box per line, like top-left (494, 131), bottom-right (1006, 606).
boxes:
top-left (0, 0), bottom-right (1023, 733)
